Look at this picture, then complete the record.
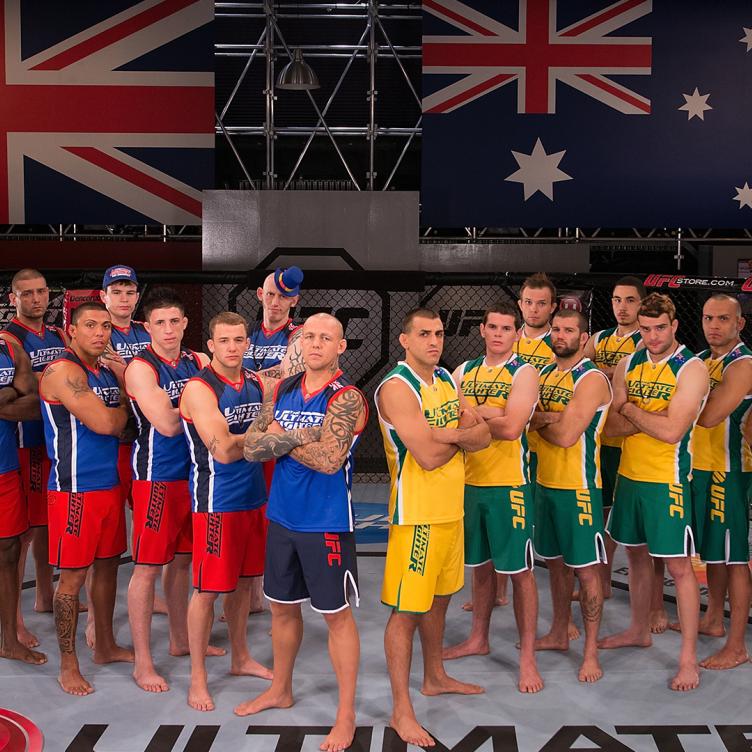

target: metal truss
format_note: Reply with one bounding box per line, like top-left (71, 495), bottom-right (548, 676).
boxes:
top-left (215, 0), bottom-right (422, 190)
top-left (0, 224), bottom-right (200, 240)
top-left (422, 227), bottom-right (752, 242)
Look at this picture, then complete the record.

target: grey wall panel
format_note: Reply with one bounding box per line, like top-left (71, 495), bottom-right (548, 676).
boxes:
top-left (420, 242), bottom-right (589, 272)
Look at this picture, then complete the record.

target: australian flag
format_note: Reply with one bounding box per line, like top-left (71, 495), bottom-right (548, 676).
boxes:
top-left (0, 0), bottom-right (214, 224)
top-left (421, 0), bottom-right (752, 228)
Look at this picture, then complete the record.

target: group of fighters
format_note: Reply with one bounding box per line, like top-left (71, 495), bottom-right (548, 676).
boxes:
top-left (0, 265), bottom-right (750, 751)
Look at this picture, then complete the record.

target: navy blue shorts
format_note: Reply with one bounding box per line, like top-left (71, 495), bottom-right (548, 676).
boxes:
top-left (264, 520), bottom-right (359, 613)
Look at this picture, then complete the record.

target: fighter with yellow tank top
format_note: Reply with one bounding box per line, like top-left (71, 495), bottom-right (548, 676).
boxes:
top-left (688, 295), bottom-right (752, 673)
top-left (529, 309), bottom-right (612, 683)
top-left (601, 293), bottom-right (708, 693)
top-left (376, 309), bottom-right (491, 744)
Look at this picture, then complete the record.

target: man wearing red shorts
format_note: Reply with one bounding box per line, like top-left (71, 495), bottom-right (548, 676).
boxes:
top-left (40, 302), bottom-right (133, 695)
top-left (124, 287), bottom-right (209, 692)
top-left (0, 333), bottom-right (46, 666)
top-left (180, 312), bottom-right (272, 712)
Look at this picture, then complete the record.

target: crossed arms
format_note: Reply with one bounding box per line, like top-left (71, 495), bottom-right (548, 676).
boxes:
top-left (0, 336), bottom-right (40, 421)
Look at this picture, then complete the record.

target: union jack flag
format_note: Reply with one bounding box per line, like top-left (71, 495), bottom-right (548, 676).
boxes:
top-left (423, 0), bottom-right (652, 114)
top-left (422, 0), bottom-right (752, 228)
top-left (0, 0), bottom-right (214, 224)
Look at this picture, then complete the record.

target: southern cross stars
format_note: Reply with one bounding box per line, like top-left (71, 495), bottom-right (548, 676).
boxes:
top-left (733, 183), bottom-right (752, 210)
top-left (678, 88), bottom-right (712, 120)
top-left (505, 138), bottom-right (572, 202)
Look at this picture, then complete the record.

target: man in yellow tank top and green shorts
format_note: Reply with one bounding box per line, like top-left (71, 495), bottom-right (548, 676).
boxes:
top-left (442, 301), bottom-right (543, 693)
top-left (530, 309), bottom-right (612, 683)
top-left (375, 308), bottom-right (491, 749)
top-left (601, 293), bottom-right (709, 691)
top-left (584, 276), bottom-right (644, 599)
top-left (686, 294), bottom-right (752, 669)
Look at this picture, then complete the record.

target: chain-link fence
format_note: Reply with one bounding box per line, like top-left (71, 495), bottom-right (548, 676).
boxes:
top-left (1, 270), bottom-right (746, 483)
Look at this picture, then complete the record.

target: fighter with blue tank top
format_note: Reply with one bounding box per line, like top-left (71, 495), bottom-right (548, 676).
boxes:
top-left (39, 302), bottom-right (132, 697)
top-left (179, 311), bottom-right (272, 714)
top-left (602, 293), bottom-right (709, 693)
top-left (235, 313), bottom-right (367, 745)
top-left (0, 333), bottom-right (48, 667)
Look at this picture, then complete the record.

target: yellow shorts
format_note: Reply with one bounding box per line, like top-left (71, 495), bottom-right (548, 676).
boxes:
top-left (381, 519), bottom-right (464, 613)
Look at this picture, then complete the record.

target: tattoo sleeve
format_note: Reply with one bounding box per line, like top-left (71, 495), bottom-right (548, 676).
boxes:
top-left (248, 391), bottom-right (275, 433)
top-left (54, 592), bottom-right (79, 654)
top-left (244, 426), bottom-right (321, 462)
top-left (283, 332), bottom-right (305, 377)
top-left (290, 388), bottom-right (364, 474)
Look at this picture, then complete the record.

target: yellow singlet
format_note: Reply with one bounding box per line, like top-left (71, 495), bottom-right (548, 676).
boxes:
top-left (514, 326), bottom-right (554, 455)
top-left (536, 359), bottom-right (611, 489)
top-left (620, 345), bottom-right (701, 485)
top-left (375, 361), bottom-right (465, 525)
top-left (459, 353), bottom-right (534, 486)
top-left (692, 343), bottom-right (752, 472)
top-left (592, 327), bottom-right (642, 449)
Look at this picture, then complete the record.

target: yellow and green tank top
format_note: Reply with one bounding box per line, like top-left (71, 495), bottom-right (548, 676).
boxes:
top-left (515, 327), bottom-right (554, 454)
top-left (375, 361), bottom-right (465, 526)
top-left (620, 345), bottom-right (701, 485)
top-left (692, 342), bottom-right (752, 473)
top-left (536, 358), bottom-right (611, 490)
top-left (592, 327), bottom-right (642, 448)
top-left (459, 354), bottom-right (535, 487)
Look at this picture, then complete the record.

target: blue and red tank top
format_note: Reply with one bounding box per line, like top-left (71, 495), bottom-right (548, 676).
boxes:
top-left (41, 350), bottom-right (121, 493)
top-left (0, 340), bottom-right (19, 474)
top-left (268, 370), bottom-right (366, 533)
top-left (110, 321), bottom-right (150, 363)
top-left (242, 319), bottom-right (300, 371)
top-left (181, 366), bottom-right (267, 513)
top-left (4, 317), bottom-right (66, 448)
top-left (128, 346), bottom-right (203, 482)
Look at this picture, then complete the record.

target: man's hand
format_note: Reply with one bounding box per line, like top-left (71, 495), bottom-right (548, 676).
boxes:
top-left (101, 351), bottom-right (128, 383)
top-left (459, 408), bottom-right (480, 428)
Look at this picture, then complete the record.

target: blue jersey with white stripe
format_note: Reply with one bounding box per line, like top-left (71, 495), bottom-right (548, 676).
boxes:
top-left (129, 346), bottom-right (202, 482)
top-left (268, 371), bottom-right (363, 533)
top-left (242, 319), bottom-right (299, 371)
top-left (182, 367), bottom-right (267, 512)
top-left (0, 340), bottom-right (19, 474)
top-left (42, 350), bottom-right (120, 493)
top-left (5, 318), bottom-right (66, 448)
top-left (110, 321), bottom-right (150, 363)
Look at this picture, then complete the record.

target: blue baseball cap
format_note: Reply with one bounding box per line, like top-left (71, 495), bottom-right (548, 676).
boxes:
top-left (103, 265), bottom-right (138, 289)
top-left (273, 266), bottom-right (304, 297)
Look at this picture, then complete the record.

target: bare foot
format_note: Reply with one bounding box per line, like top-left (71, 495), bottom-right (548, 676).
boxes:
top-left (670, 663), bottom-right (700, 691)
top-left (234, 687), bottom-right (294, 716)
top-left (598, 629), bottom-right (652, 649)
top-left (421, 675), bottom-right (484, 696)
top-left (518, 659), bottom-right (544, 693)
top-left (578, 655), bottom-right (603, 683)
top-left (188, 681), bottom-right (215, 712)
top-left (669, 618), bottom-right (725, 638)
top-left (93, 645), bottom-right (134, 665)
top-left (169, 643), bottom-right (226, 658)
top-left (320, 714), bottom-right (356, 752)
top-left (230, 657), bottom-right (273, 680)
top-left (443, 637), bottom-right (490, 660)
top-left (59, 667), bottom-right (94, 696)
top-left (85, 621), bottom-right (95, 650)
top-left (133, 667), bottom-right (169, 692)
top-left (700, 646), bottom-right (750, 670)
top-left (568, 621), bottom-right (581, 641)
top-left (534, 632), bottom-right (568, 651)
top-left (649, 609), bottom-right (668, 634)
top-left (16, 624), bottom-right (39, 649)
top-left (389, 715), bottom-right (435, 747)
top-left (0, 643), bottom-right (47, 665)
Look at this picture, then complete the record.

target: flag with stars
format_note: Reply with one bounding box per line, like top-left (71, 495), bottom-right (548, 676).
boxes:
top-left (421, 0), bottom-right (752, 227)
top-left (0, 0), bottom-right (214, 225)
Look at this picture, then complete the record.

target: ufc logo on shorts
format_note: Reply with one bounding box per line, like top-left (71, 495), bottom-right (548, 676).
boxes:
top-left (509, 489), bottom-right (525, 529)
top-left (668, 484), bottom-right (684, 519)
top-left (324, 533), bottom-right (342, 566)
top-left (66, 493), bottom-right (84, 536)
top-left (30, 448), bottom-right (43, 493)
top-left (576, 490), bottom-right (593, 526)
top-left (710, 472), bottom-right (725, 524)
top-left (146, 483), bottom-right (167, 531)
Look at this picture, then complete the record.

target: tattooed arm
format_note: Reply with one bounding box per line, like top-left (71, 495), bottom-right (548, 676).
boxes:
top-left (277, 328), bottom-right (305, 378)
top-left (40, 361), bottom-right (128, 436)
top-left (288, 388), bottom-right (367, 474)
top-left (179, 380), bottom-right (245, 463)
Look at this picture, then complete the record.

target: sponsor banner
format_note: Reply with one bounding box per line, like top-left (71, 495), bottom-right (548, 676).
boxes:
top-left (644, 274), bottom-right (748, 292)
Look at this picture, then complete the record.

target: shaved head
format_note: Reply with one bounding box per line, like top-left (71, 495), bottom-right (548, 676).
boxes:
top-left (706, 293), bottom-right (742, 318)
top-left (304, 312), bottom-right (344, 339)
